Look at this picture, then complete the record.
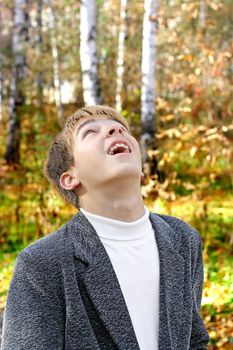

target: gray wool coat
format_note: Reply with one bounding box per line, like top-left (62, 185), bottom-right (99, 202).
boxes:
top-left (1, 211), bottom-right (209, 350)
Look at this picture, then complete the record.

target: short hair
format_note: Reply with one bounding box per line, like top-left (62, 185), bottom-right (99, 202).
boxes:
top-left (44, 105), bottom-right (130, 208)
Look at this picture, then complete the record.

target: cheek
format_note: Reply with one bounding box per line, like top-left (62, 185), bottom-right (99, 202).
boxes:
top-left (75, 150), bottom-right (103, 175)
top-left (133, 141), bottom-right (142, 160)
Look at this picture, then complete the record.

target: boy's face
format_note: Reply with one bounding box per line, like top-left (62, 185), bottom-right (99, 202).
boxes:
top-left (64, 117), bottom-right (143, 193)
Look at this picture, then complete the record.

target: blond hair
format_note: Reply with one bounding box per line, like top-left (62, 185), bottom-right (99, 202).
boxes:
top-left (44, 105), bottom-right (129, 208)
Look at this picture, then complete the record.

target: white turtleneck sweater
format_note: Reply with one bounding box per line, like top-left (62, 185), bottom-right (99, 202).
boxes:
top-left (80, 206), bottom-right (160, 350)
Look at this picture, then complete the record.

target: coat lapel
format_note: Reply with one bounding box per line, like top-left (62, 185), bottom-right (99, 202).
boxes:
top-left (149, 213), bottom-right (185, 350)
top-left (68, 210), bottom-right (185, 350)
top-left (68, 211), bottom-right (140, 350)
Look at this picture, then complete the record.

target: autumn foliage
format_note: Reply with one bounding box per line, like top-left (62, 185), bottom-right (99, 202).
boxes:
top-left (0, 0), bottom-right (232, 348)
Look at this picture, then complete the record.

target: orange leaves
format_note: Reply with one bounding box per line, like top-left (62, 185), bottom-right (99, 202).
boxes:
top-left (156, 97), bottom-right (170, 112)
top-left (160, 114), bottom-right (174, 123)
top-left (177, 53), bottom-right (193, 62)
top-left (156, 127), bottom-right (181, 139)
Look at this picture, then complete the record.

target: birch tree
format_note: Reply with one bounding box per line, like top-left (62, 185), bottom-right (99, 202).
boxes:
top-left (115, 0), bottom-right (128, 112)
top-left (141, 0), bottom-right (158, 165)
top-left (199, 0), bottom-right (206, 28)
top-left (80, 0), bottom-right (101, 105)
top-left (5, 0), bottom-right (29, 164)
top-left (0, 10), bottom-right (3, 121)
top-left (0, 54), bottom-right (3, 120)
top-left (35, 0), bottom-right (44, 107)
top-left (46, 0), bottom-right (63, 124)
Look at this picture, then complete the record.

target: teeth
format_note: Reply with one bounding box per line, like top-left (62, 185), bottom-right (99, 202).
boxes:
top-left (108, 143), bottom-right (130, 155)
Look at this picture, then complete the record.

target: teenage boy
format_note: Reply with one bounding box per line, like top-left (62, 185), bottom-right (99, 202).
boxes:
top-left (1, 105), bottom-right (209, 350)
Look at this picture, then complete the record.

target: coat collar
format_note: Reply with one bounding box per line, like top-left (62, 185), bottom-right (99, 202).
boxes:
top-left (68, 210), bottom-right (184, 350)
top-left (149, 213), bottom-right (185, 350)
top-left (68, 211), bottom-right (140, 350)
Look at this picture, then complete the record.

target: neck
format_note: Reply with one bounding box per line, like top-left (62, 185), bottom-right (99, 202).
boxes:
top-left (79, 179), bottom-right (144, 222)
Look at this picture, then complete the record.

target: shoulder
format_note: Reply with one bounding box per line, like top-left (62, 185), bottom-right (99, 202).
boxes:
top-left (150, 213), bottom-right (204, 277)
top-left (16, 219), bottom-right (74, 273)
top-left (157, 213), bottom-right (200, 240)
top-left (149, 212), bottom-right (202, 256)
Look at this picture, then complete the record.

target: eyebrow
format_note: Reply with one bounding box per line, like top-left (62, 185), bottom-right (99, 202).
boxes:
top-left (76, 118), bottom-right (97, 136)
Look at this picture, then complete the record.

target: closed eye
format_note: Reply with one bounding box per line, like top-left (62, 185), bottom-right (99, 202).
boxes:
top-left (121, 127), bottom-right (130, 134)
top-left (83, 129), bottom-right (96, 137)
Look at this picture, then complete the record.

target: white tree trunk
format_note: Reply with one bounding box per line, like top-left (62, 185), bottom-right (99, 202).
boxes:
top-left (0, 10), bottom-right (2, 121)
top-left (115, 0), bottom-right (128, 112)
top-left (5, 0), bottom-right (29, 164)
top-left (141, 0), bottom-right (158, 164)
top-left (199, 0), bottom-right (206, 28)
top-left (46, 0), bottom-right (63, 124)
top-left (35, 0), bottom-right (43, 107)
top-left (0, 54), bottom-right (3, 121)
top-left (80, 0), bottom-right (101, 105)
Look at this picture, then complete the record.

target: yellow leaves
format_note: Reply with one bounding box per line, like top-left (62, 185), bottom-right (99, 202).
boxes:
top-left (203, 283), bottom-right (232, 306)
top-left (175, 141), bottom-right (182, 151)
top-left (167, 55), bottom-right (174, 62)
top-left (222, 126), bottom-right (228, 132)
top-left (182, 97), bottom-right (192, 104)
top-left (209, 330), bottom-right (217, 338)
top-left (210, 173), bottom-right (217, 181)
top-left (206, 127), bottom-right (218, 136)
top-left (157, 124), bottom-right (232, 172)
top-left (195, 67), bottom-right (201, 75)
top-left (178, 106), bottom-right (192, 113)
top-left (177, 54), bottom-right (193, 62)
top-left (181, 1), bottom-right (198, 16)
top-left (177, 54), bottom-right (184, 60)
top-left (161, 196), bottom-right (233, 350)
top-left (190, 146), bottom-right (197, 157)
top-left (198, 125), bottom-right (208, 132)
top-left (209, 2), bottom-right (223, 11)
top-left (156, 97), bottom-right (170, 112)
top-left (208, 54), bottom-right (214, 64)
top-left (157, 128), bottom-right (181, 139)
top-left (182, 182), bottom-right (196, 191)
top-left (174, 97), bottom-right (192, 115)
top-left (202, 302), bottom-right (233, 349)
top-left (158, 152), bottom-right (171, 166)
top-left (186, 73), bottom-right (197, 85)
top-left (222, 125), bottom-right (233, 133)
top-left (223, 51), bottom-right (232, 58)
top-left (157, 186), bottom-right (176, 201)
top-left (160, 114), bottom-right (174, 122)
top-left (141, 178), bottom-right (157, 198)
top-left (167, 128), bottom-right (181, 138)
top-left (205, 133), bottom-right (226, 143)
top-left (0, 255), bottom-right (15, 309)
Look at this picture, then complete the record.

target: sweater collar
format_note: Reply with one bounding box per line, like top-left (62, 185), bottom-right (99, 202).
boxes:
top-left (80, 206), bottom-right (151, 240)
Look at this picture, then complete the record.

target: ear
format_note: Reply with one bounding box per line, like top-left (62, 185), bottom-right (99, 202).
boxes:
top-left (60, 171), bottom-right (80, 191)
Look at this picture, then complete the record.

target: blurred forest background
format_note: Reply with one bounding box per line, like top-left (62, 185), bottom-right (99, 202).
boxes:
top-left (0, 0), bottom-right (232, 348)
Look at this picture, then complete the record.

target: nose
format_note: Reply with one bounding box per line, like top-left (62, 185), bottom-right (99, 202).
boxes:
top-left (107, 124), bottom-right (123, 136)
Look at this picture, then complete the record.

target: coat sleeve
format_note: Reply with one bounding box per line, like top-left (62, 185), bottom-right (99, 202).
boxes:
top-left (190, 234), bottom-right (209, 350)
top-left (1, 251), bottom-right (65, 350)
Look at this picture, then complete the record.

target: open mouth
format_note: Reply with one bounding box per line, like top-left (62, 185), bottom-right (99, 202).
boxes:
top-left (108, 143), bottom-right (131, 155)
